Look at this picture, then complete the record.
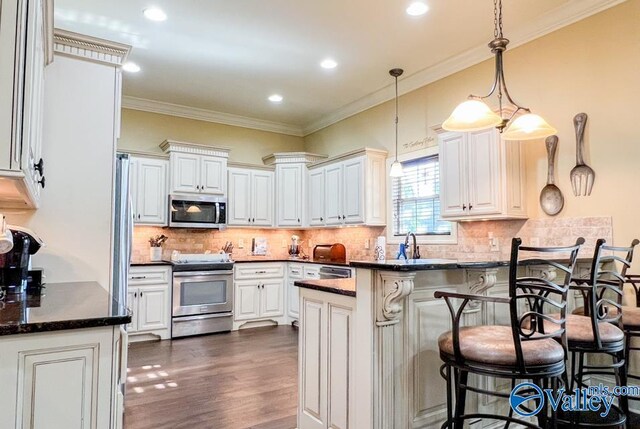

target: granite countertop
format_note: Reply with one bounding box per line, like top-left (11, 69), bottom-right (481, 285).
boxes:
top-left (349, 257), bottom-right (592, 272)
top-left (131, 260), bottom-right (172, 266)
top-left (233, 257), bottom-right (349, 267)
top-left (0, 282), bottom-right (131, 336)
top-left (294, 278), bottom-right (356, 297)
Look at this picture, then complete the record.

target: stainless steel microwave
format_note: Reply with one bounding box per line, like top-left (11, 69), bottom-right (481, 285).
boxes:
top-left (169, 195), bottom-right (227, 229)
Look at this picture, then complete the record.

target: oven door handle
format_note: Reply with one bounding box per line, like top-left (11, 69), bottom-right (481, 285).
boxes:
top-left (173, 313), bottom-right (233, 322)
top-left (173, 270), bottom-right (234, 277)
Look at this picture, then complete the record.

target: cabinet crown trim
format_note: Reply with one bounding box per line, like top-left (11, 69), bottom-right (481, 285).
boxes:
top-left (309, 147), bottom-right (387, 169)
top-left (119, 150), bottom-right (168, 160)
top-left (53, 29), bottom-right (131, 65)
top-left (228, 162), bottom-right (275, 171)
top-left (262, 152), bottom-right (328, 166)
top-left (160, 140), bottom-right (230, 158)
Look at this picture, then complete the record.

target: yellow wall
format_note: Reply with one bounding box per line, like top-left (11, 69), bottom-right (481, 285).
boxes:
top-left (304, 0), bottom-right (640, 249)
top-left (118, 109), bottom-right (305, 164)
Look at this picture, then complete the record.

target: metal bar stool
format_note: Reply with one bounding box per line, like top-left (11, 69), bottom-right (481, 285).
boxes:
top-left (435, 237), bottom-right (584, 429)
top-left (623, 274), bottom-right (640, 426)
top-left (562, 239), bottom-right (639, 427)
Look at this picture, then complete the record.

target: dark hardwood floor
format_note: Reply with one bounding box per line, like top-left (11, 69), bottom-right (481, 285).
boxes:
top-left (124, 326), bottom-right (298, 429)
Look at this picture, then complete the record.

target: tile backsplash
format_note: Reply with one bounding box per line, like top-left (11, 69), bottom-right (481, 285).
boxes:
top-left (132, 216), bottom-right (612, 264)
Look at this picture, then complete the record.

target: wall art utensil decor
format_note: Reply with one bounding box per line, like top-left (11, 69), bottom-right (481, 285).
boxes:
top-left (570, 112), bottom-right (595, 196)
top-left (540, 135), bottom-right (564, 216)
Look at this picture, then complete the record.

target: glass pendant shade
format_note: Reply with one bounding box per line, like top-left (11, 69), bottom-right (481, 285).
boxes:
top-left (502, 113), bottom-right (557, 141)
top-left (442, 99), bottom-right (503, 132)
top-left (389, 160), bottom-right (403, 177)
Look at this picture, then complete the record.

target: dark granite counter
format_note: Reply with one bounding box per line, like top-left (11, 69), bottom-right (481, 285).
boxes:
top-left (350, 258), bottom-right (592, 272)
top-left (0, 282), bottom-right (131, 336)
top-left (294, 278), bottom-right (356, 297)
top-left (234, 257), bottom-right (349, 267)
top-left (131, 260), bottom-right (172, 266)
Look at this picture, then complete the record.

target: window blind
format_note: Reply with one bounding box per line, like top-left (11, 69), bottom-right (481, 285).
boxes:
top-left (391, 155), bottom-right (452, 236)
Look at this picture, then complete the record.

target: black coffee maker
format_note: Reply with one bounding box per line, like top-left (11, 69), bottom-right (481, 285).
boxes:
top-left (0, 226), bottom-right (44, 295)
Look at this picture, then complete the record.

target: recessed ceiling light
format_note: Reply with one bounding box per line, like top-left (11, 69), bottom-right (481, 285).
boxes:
top-left (122, 62), bottom-right (141, 73)
top-left (320, 58), bottom-right (338, 69)
top-left (268, 94), bottom-right (283, 103)
top-left (143, 7), bottom-right (167, 22)
top-left (406, 2), bottom-right (429, 16)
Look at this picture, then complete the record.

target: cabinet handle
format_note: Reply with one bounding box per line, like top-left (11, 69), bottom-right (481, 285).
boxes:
top-left (320, 217), bottom-right (323, 221)
top-left (255, 270), bottom-right (267, 274)
top-left (140, 291), bottom-right (143, 297)
top-left (138, 214), bottom-right (141, 219)
top-left (131, 276), bottom-right (147, 280)
top-left (34, 158), bottom-right (44, 175)
top-left (133, 292), bottom-right (137, 298)
top-left (37, 176), bottom-right (46, 188)
top-left (469, 204), bottom-right (473, 211)
top-left (462, 204), bottom-right (467, 211)
top-left (297, 218), bottom-right (300, 223)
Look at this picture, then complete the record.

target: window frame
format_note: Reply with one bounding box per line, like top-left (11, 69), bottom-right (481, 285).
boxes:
top-left (386, 147), bottom-right (458, 245)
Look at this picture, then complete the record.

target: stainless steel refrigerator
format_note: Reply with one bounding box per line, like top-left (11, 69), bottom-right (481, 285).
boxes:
top-left (112, 153), bottom-right (132, 311)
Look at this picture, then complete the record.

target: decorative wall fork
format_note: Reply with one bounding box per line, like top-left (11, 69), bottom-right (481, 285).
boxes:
top-left (570, 112), bottom-right (595, 196)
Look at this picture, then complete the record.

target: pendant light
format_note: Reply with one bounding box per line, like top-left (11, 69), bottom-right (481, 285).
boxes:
top-left (442, 0), bottom-right (556, 140)
top-left (389, 68), bottom-right (404, 177)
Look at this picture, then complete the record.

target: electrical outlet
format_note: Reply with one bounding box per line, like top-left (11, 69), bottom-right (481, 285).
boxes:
top-left (238, 239), bottom-right (245, 249)
top-left (364, 239), bottom-right (370, 250)
top-left (489, 238), bottom-right (500, 252)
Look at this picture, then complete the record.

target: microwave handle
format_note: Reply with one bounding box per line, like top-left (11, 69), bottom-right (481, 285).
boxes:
top-left (215, 202), bottom-right (220, 224)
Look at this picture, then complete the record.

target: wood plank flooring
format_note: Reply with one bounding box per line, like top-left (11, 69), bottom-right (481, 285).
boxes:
top-left (124, 326), bottom-right (298, 429)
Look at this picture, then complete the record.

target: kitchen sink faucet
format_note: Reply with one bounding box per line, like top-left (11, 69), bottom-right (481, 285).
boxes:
top-left (404, 232), bottom-right (420, 260)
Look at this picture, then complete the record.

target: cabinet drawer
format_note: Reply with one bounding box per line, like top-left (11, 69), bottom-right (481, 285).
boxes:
top-left (288, 263), bottom-right (304, 279)
top-left (303, 266), bottom-right (321, 279)
top-left (128, 266), bottom-right (171, 286)
top-left (234, 263), bottom-right (285, 280)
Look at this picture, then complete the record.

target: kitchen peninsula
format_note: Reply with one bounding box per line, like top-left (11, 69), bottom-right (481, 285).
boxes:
top-left (0, 282), bottom-right (130, 428)
top-left (296, 258), bottom-right (590, 429)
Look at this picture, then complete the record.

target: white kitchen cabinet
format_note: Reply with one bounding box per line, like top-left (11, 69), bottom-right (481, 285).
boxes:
top-left (130, 155), bottom-right (168, 226)
top-left (235, 280), bottom-right (261, 320)
top-left (228, 166), bottom-right (274, 227)
top-left (298, 288), bottom-right (355, 429)
top-left (161, 140), bottom-right (229, 196)
top-left (233, 263), bottom-right (286, 327)
top-left (0, 0), bottom-right (52, 208)
top-left (308, 168), bottom-right (325, 226)
top-left (439, 129), bottom-right (527, 221)
top-left (287, 263), bottom-right (304, 320)
top-left (308, 148), bottom-right (387, 227)
top-left (276, 163), bottom-right (304, 227)
top-left (260, 279), bottom-right (285, 318)
top-left (128, 266), bottom-right (172, 340)
top-left (0, 326), bottom-right (124, 429)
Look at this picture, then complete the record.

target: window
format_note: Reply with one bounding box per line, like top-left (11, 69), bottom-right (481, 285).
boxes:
top-left (391, 155), bottom-right (452, 237)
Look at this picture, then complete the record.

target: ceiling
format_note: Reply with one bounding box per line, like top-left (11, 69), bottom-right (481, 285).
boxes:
top-left (54, 0), bottom-right (623, 136)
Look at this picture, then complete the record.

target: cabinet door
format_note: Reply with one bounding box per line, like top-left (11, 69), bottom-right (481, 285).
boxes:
top-left (251, 170), bottom-right (274, 226)
top-left (342, 157), bottom-right (365, 224)
top-left (227, 168), bottom-right (252, 225)
top-left (127, 289), bottom-right (138, 332)
top-left (137, 286), bottom-right (169, 332)
top-left (129, 158), bottom-right (139, 222)
top-left (200, 155), bottom-right (226, 195)
top-left (439, 132), bottom-right (469, 218)
top-left (260, 279), bottom-right (284, 318)
top-left (171, 153), bottom-right (200, 194)
top-left (299, 297), bottom-right (327, 429)
top-left (324, 164), bottom-right (343, 225)
top-left (136, 158), bottom-right (168, 225)
top-left (277, 164), bottom-right (303, 226)
top-left (287, 279), bottom-right (299, 319)
top-left (234, 281), bottom-right (261, 320)
top-left (308, 168), bottom-right (325, 226)
top-left (467, 129), bottom-right (501, 216)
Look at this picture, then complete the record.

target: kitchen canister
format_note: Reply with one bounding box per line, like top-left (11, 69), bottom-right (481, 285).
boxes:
top-left (149, 247), bottom-right (162, 262)
top-left (374, 236), bottom-right (386, 261)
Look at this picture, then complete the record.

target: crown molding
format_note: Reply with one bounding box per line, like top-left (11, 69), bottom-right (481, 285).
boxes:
top-left (301, 0), bottom-right (626, 136)
top-left (122, 96), bottom-right (305, 137)
top-left (262, 152), bottom-right (328, 166)
top-left (53, 29), bottom-right (131, 66)
top-left (160, 140), bottom-right (230, 158)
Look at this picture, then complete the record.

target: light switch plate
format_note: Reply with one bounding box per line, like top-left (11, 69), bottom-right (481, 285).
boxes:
top-left (238, 239), bottom-right (245, 249)
top-left (364, 239), bottom-right (370, 250)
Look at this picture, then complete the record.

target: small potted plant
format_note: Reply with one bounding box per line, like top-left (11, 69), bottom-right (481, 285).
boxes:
top-left (148, 234), bottom-right (168, 262)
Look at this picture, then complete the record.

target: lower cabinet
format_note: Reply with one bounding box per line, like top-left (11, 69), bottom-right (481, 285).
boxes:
top-left (128, 266), bottom-right (171, 340)
top-left (298, 288), bottom-right (355, 429)
top-left (233, 263), bottom-right (285, 326)
top-left (287, 263), bottom-right (303, 321)
top-left (0, 326), bottom-right (126, 429)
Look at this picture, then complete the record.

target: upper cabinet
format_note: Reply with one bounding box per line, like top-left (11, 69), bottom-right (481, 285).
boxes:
top-left (129, 154), bottom-right (168, 226)
top-left (160, 140), bottom-right (229, 196)
top-left (228, 165), bottom-right (274, 227)
top-left (0, 0), bottom-right (53, 208)
top-left (263, 152), bottom-right (327, 228)
top-left (438, 129), bottom-right (527, 221)
top-left (307, 148), bottom-right (387, 227)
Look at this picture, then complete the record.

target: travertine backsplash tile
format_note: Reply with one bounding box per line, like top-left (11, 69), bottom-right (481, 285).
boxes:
top-left (131, 216), bottom-right (613, 264)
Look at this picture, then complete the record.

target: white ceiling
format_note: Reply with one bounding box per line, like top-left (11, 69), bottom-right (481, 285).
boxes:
top-left (54, 0), bottom-right (624, 136)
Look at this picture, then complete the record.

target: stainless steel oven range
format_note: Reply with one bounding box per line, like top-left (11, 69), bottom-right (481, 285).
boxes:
top-left (171, 257), bottom-right (234, 338)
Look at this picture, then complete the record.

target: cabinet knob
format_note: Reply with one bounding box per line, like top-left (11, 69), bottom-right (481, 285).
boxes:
top-left (34, 158), bottom-right (44, 175)
top-left (469, 204), bottom-right (473, 211)
top-left (320, 217), bottom-right (323, 221)
top-left (37, 176), bottom-right (46, 189)
top-left (133, 292), bottom-right (137, 298)
top-left (462, 204), bottom-right (467, 211)
top-left (297, 218), bottom-right (300, 223)
top-left (138, 214), bottom-right (141, 219)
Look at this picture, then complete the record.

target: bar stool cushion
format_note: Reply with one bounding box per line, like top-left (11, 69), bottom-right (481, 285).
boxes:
top-left (544, 314), bottom-right (624, 344)
top-left (438, 325), bottom-right (564, 367)
top-left (572, 306), bottom-right (640, 329)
